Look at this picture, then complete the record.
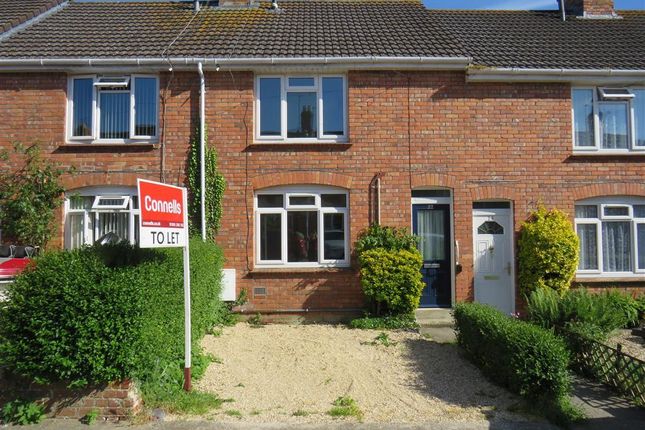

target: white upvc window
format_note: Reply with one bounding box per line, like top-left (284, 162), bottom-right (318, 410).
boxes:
top-left (64, 186), bottom-right (140, 249)
top-left (254, 186), bottom-right (350, 268)
top-left (572, 87), bottom-right (645, 153)
top-left (67, 74), bottom-right (159, 144)
top-left (575, 197), bottom-right (645, 277)
top-left (255, 75), bottom-right (347, 143)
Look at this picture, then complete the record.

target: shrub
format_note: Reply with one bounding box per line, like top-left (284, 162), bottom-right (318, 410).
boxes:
top-left (527, 287), bottom-right (640, 338)
top-left (358, 248), bottom-right (424, 315)
top-left (350, 313), bottom-right (419, 330)
top-left (1, 399), bottom-right (45, 425)
top-left (518, 206), bottom-right (579, 296)
top-left (355, 225), bottom-right (418, 255)
top-left (454, 303), bottom-right (572, 416)
top-left (0, 239), bottom-right (225, 396)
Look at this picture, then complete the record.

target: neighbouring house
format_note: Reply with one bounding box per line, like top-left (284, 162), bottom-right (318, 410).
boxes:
top-left (0, 0), bottom-right (643, 315)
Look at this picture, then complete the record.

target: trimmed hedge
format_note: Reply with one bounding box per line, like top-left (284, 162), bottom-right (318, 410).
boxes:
top-left (454, 303), bottom-right (571, 404)
top-left (0, 239), bottom-right (225, 388)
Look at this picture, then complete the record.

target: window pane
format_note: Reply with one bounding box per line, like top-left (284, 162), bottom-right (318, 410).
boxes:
top-left (69, 213), bottom-right (85, 249)
top-left (287, 92), bottom-right (317, 138)
top-left (417, 208), bottom-right (445, 261)
top-left (259, 78), bottom-right (281, 136)
top-left (634, 89), bottom-right (645, 147)
top-left (602, 222), bottom-right (632, 272)
top-left (577, 224), bottom-right (598, 270)
top-left (321, 194), bottom-right (346, 207)
top-left (603, 206), bottom-right (629, 217)
top-left (258, 194), bottom-right (283, 208)
top-left (324, 213), bottom-right (345, 260)
top-left (635, 205), bottom-right (645, 218)
top-left (134, 77), bottom-right (157, 136)
top-left (69, 196), bottom-right (92, 210)
top-left (72, 78), bottom-right (93, 137)
top-left (638, 224), bottom-right (645, 270)
top-left (100, 92), bottom-right (130, 139)
top-left (322, 77), bottom-right (344, 135)
top-left (287, 211), bottom-right (318, 262)
top-left (96, 212), bottom-right (129, 243)
top-left (289, 196), bottom-right (315, 206)
top-left (575, 205), bottom-right (598, 218)
top-left (260, 213), bottom-right (281, 261)
top-left (288, 77), bottom-right (314, 87)
top-left (572, 89), bottom-right (594, 147)
top-left (599, 102), bottom-right (629, 149)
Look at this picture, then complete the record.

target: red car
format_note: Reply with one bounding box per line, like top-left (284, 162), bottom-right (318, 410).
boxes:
top-left (0, 246), bottom-right (36, 297)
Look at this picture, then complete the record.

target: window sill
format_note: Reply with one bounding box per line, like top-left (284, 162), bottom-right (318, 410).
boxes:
top-left (245, 142), bottom-right (352, 152)
top-left (575, 275), bottom-right (645, 284)
top-left (249, 266), bottom-right (354, 275)
top-left (571, 150), bottom-right (645, 156)
top-left (58, 143), bottom-right (159, 151)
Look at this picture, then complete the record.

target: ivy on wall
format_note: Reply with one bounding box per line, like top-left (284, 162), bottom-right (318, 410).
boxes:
top-left (187, 125), bottom-right (226, 241)
top-left (0, 143), bottom-right (65, 248)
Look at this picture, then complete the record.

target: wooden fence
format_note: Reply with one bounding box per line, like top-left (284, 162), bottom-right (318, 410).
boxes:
top-left (563, 331), bottom-right (645, 406)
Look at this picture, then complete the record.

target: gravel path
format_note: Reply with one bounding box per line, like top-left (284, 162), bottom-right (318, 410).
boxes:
top-left (606, 329), bottom-right (645, 361)
top-left (193, 324), bottom-right (543, 424)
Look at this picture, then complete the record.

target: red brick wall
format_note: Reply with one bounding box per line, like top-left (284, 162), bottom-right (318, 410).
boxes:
top-left (565, 0), bottom-right (615, 16)
top-left (1, 70), bottom-right (643, 312)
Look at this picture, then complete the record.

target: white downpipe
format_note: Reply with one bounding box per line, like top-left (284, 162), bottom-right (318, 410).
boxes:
top-left (376, 176), bottom-right (381, 225)
top-left (197, 62), bottom-right (206, 241)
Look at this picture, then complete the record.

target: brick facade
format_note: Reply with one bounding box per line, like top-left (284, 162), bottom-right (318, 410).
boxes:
top-left (565, 0), bottom-right (616, 16)
top-left (1, 70), bottom-right (643, 312)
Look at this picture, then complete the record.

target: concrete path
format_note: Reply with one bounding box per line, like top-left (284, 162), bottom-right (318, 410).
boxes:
top-left (415, 308), bottom-right (457, 344)
top-left (570, 376), bottom-right (645, 430)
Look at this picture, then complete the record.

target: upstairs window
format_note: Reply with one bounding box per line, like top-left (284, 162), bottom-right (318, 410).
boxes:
top-left (575, 197), bottom-right (645, 276)
top-left (68, 75), bottom-right (159, 143)
top-left (572, 87), bottom-right (645, 152)
top-left (256, 75), bottom-right (347, 142)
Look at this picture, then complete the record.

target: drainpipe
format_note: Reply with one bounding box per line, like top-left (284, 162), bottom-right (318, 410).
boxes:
top-left (376, 176), bottom-right (381, 225)
top-left (197, 62), bottom-right (206, 241)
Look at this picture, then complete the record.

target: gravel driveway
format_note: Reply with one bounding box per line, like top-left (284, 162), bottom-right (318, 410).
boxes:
top-left (194, 324), bottom-right (544, 425)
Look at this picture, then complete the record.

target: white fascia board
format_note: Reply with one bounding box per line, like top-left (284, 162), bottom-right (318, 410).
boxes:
top-left (0, 56), bottom-right (472, 72)
top-left (467, 67), bottom-right (645, 84)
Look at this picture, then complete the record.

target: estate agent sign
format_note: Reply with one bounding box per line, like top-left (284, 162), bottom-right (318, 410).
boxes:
top-left (137, 179), bottom-right (193, 391)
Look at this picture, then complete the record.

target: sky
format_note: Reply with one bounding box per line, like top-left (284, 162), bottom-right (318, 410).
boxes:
top-left (423, 0), bottom-right (645, 10)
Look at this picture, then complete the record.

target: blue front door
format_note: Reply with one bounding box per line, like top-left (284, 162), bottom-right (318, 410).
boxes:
top-left (412, 204), bottom-right (451, 308)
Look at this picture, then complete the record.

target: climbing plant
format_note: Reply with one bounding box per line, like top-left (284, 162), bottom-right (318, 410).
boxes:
top-left (0, 143), bottom-right (65, 248)
top-left (187, 125), bottom-right (226, 241)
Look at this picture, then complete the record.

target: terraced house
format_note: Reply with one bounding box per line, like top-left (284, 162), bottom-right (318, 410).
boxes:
top-left (0, 0), bottom-right (643, 315)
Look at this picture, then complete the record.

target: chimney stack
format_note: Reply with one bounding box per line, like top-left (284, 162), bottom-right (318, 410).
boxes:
top-left (563, 0), bottom-right (617, 18)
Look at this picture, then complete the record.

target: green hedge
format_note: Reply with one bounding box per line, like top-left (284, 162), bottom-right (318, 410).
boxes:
top-left (454, 303), bottom-right (571, 405)
top-left (0, 239), bottom-right (225, 388)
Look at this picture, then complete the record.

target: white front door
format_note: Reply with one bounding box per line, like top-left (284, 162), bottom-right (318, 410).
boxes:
top-left (473, 205), bottom-right (514, 314)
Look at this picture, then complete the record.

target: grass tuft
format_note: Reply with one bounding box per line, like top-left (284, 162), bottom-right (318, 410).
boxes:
top-left (327, 396), bottom-right (363, 420)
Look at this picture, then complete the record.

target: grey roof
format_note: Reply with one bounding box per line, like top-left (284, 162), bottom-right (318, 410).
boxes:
top-left (0, 0), bottom-right (464, 59)
top-left (429, 10), bottom-right (645, 70)
top-left (0, 0), bottom-right (65, 34)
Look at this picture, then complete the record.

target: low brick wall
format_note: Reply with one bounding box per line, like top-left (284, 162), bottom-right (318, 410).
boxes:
top-left (0, 373), bottom-right (142, 420)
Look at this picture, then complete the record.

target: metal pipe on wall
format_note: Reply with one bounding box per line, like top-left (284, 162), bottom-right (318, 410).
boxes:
top-left (197, 62), bottom-right (206, 241)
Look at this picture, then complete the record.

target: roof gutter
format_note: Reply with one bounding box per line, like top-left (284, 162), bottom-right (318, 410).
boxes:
top-left (467, 67), bottom-right (645, 83)
top-left (0, 56), bottom-right (472, 71)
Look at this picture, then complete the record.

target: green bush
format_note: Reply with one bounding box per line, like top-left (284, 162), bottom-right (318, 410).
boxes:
top-left (527, 287), bottom-right (640, 338)
top-left (349, 313), bottom-right (419, 330)
top-left (0, 239), bottom-right (225, 393)
top-left (358, 248), bottom-right (424, 315)
top-left (355, 225), bottom-right (418, 255)
top-left (1, 399), bottom-right (45, 425)
top-left (518, 206), bottom-right (579, 296)
top-left (454, 303), bottom-right (572, 416)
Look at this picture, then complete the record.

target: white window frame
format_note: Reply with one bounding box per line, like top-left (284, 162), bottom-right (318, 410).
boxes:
top-left (67, 74), bottom-right (159, 144)
top-left (64, 186), bottom-right (140, 249)
top-left (255, 75), bottom-right (348, 143)
top-left (572, 86), bottom-right (644, 154)
top-left (254, 185), bottom-right (350, 268)
top-left (575, 197), bottom-right (645, 277)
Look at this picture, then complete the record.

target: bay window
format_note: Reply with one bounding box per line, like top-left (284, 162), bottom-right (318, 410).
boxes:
top-left (65, 187), bottom-right (140, 249)
top-left (572, 87), bottom-right (645, 152)
top-left (68, 75), bottom-right (159, 143)
top-left (255, 186), bottom-right (349, 267)
top-left (575, 197), bottom-right (645, 276)
top-left (256, 75), bottom-right (347, 142)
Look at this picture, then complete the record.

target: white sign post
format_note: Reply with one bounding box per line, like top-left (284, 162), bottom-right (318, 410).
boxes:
top-left (137, 179), bottom-right (192, 391)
